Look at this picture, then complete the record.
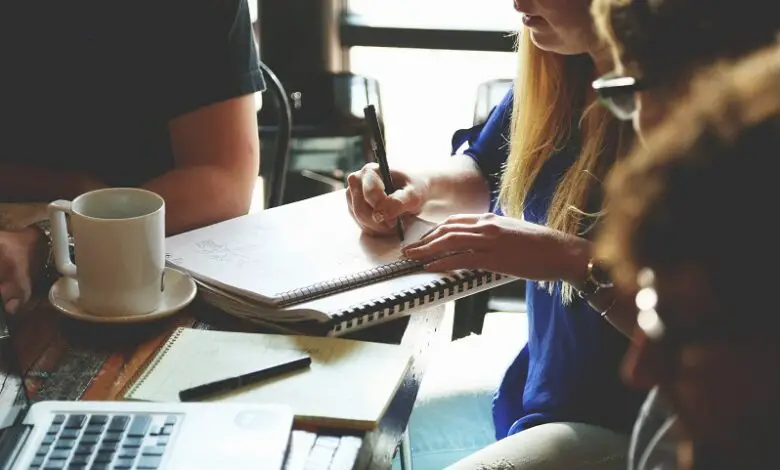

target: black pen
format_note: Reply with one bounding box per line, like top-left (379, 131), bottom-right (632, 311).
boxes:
top-left (178, 355), bottom-right (312, 402)
top-left (364, 104), bottom-right (405, 242)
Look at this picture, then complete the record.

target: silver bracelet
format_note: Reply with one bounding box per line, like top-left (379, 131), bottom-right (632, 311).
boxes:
top-left (600, 298), bottom-right (618, 319)
top-left (32, 219), bottom-right (55, 277)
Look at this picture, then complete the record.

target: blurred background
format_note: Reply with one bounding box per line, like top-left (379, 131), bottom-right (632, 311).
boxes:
top-left (254, 0), bottom-right (518, 203)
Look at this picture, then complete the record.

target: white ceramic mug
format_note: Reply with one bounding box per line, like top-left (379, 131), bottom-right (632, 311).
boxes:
top-left (48, 188), bottom-right (166, 317)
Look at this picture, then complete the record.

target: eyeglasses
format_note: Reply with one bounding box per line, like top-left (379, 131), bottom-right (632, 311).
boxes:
top-left (592, 72), bottom-right (649, 121)
top-left (635, 268), bottom-right (666, 341)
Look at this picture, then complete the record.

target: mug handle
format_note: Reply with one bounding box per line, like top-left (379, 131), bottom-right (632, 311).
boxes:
top-left (48, 200), bottom-right (77, 278)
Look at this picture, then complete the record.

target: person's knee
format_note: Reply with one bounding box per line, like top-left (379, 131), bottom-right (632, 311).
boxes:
top-left (447, 422), bottom-right (629, 470)
top-left (469, 458), bottom-right (517, 470)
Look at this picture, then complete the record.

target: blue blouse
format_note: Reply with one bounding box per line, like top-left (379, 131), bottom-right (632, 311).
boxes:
top-left (452, 89), bottom-right (646, 439)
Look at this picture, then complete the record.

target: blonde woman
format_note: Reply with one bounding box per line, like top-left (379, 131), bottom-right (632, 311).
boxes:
top-left (347, 0), bottom-right (643, 467)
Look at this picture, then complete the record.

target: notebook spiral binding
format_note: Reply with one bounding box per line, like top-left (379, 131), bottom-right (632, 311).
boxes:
top-left (275, 258), bottom-right (425, 308)
top-left (121, 327), bottom-right (186, 400)
top-left (330, 270), bottom-right (506, 334)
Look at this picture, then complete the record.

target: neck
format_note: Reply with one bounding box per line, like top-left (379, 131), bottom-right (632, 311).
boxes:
top-left (588, 43), bottom-right (613, 76)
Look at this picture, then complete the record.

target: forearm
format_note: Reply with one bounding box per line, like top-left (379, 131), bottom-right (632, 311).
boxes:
top-left (142, 166), bottom-right (254, 235)
top-left (0, 162), bottom-right (106, 203)
top-left (411, 154), bottom-right (491, 214)
top-left (584, 287), bottom-right (636, 338)
top-left (560, 236), bottom-right (636, 338)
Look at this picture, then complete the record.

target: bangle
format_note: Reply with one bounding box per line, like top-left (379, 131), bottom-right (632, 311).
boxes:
top-left (600, 298), bottom-right (617, 319)
top-left (577, 258), bottom-right (614, 300)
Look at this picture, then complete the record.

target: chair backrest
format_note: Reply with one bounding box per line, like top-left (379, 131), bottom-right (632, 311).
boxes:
top-left (257, 61), bottom-right (293, 209)
top-left (258, 71), bottom-right (386, 207)
top-left (473, 78), bottom-right (513, 125)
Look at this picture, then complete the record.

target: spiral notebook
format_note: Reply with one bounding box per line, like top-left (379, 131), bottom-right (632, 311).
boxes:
top-left (123, 328), bottom-right (412, 430)
top-left (165, 190), bottom-right (515, 335)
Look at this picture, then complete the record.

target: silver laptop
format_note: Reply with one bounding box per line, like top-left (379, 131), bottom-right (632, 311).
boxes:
top-left (0, 304), bottom-right (294, 470)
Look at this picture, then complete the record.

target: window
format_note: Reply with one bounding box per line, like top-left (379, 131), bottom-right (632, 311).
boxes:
top-left (350, 47), bottom-right (515, 166)
top-left (346, 1), bottom-right (518, 166)
top-left (347, 0), bottom-right (517, 31)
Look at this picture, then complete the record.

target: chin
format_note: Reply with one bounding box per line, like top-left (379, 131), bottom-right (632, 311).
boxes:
top-left (527, 30), bottom-right (587, 56)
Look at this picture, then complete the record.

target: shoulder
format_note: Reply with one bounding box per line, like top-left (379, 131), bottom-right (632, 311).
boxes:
top-left (151, 0), bottom-right (263, 118)
top-left (153, 0), bottom-right (250, 30)
top-left (494, 88), bottom-right (514, 119)
top-left (481, 87), bottom-right (515, 134)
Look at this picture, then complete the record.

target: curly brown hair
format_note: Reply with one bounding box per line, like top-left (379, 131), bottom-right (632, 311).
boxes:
top-left (596, 46), bottom-right (780, 309)
top-left (592, 0), bottom-right (780, 81)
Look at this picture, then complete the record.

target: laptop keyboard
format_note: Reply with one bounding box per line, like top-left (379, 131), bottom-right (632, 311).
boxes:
top-left (28, 412), bottom-right (180, 470)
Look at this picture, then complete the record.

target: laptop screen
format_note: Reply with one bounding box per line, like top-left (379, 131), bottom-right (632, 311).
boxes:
top-left (0, 302), bottom-right (29, 434)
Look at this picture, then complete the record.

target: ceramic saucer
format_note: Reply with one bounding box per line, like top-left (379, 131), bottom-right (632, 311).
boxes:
top-left (48, 267), bottom-right (197, 324)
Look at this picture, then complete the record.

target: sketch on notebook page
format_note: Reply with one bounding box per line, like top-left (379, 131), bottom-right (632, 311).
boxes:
top-left (195, 239), bottom-right (260, 267)
top-left (164, 189), bottom-right (441, 305)
top-left (169, 217), bottom-right (435, 294)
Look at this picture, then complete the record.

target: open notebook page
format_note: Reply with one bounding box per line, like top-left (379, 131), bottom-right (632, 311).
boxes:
top-left (124, 328), bottom-right (412, 430)
top-left (165, 190), bottom-right (434, 306)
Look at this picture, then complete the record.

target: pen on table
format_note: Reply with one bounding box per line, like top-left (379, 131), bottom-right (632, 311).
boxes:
top-left (363, 104), bottom-right (405, 242)
top-left (178, 355), bottom-right (312, 402)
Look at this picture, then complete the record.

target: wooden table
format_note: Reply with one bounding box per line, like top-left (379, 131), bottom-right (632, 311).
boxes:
top-left (1, 199), bottom-right (448, 469)
top-left (8, 296), bottom-right (445, 469)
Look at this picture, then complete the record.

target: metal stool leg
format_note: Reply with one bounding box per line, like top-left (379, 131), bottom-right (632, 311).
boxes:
top-left (399, 428), bottom-right (413, 470)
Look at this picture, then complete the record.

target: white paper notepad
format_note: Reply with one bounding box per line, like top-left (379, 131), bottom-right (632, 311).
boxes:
top-left (164, 190), bottom-right (516, 335)
top-left (123, 328), bottom-right (412, 430)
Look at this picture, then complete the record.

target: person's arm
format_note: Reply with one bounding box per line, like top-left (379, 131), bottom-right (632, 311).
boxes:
top-left (143, 94), bottom-right (259, 235)
top-left (146, 0), bottom-right (263, 235)
top-left (0, 93), bottom-right (259, 235)
top-left (578, 284), bottom-right (637, 339)
top-left (596, 288), bottom-right (638, 339)
top-left (437, 88), bottom-right (515, 213)
top-left (558, 236), bottom-right (637, 338)
top-left (401, 153), bottom-right (491, 215)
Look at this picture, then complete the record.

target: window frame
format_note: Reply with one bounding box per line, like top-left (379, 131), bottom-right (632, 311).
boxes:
top-left (339, 7), bottom-right (515, 52)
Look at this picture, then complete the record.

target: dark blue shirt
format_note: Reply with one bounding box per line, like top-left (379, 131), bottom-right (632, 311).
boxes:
top-left (1, 0), bottom-right (265, 187)
top-left (452, 89), bottom-right (645, 439)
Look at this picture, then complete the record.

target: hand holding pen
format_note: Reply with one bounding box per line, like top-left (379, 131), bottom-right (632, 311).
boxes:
top-left (346, 164), bottom-right (429, 238)
top-left (345, 106), bottom-right (430, 239)
top-left (363, 105), bottom-right (405, 242)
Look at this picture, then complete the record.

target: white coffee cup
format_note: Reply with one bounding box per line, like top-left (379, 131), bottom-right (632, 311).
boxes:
top-left (48, 188), bottom-right (166, 317)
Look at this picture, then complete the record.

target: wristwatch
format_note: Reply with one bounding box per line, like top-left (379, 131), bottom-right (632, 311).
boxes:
top-left (32, 218), bottom-right (56, 281)
top-left (31, 218), bottom-right (75, 281)
top-left (577, 258), bottom-right (614, 299)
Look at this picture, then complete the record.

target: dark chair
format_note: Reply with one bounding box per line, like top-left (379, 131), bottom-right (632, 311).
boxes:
top-left (258, 72), bottom-right (383, 206)
top-left (257, 61), bottom-right (293, 209)
top-left (472, 78), bottom-right (513, 125)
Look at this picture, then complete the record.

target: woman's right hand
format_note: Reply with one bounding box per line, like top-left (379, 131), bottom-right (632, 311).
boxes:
top-left (346, 163), bottom-right (430, 237)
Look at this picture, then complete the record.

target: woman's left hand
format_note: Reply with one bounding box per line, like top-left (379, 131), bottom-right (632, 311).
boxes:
top-left (402, 213), bottom-right (589, 282)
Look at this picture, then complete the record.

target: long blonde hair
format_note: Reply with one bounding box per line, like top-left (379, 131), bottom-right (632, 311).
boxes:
top-left (499, 31), bottom-right (631, 303)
